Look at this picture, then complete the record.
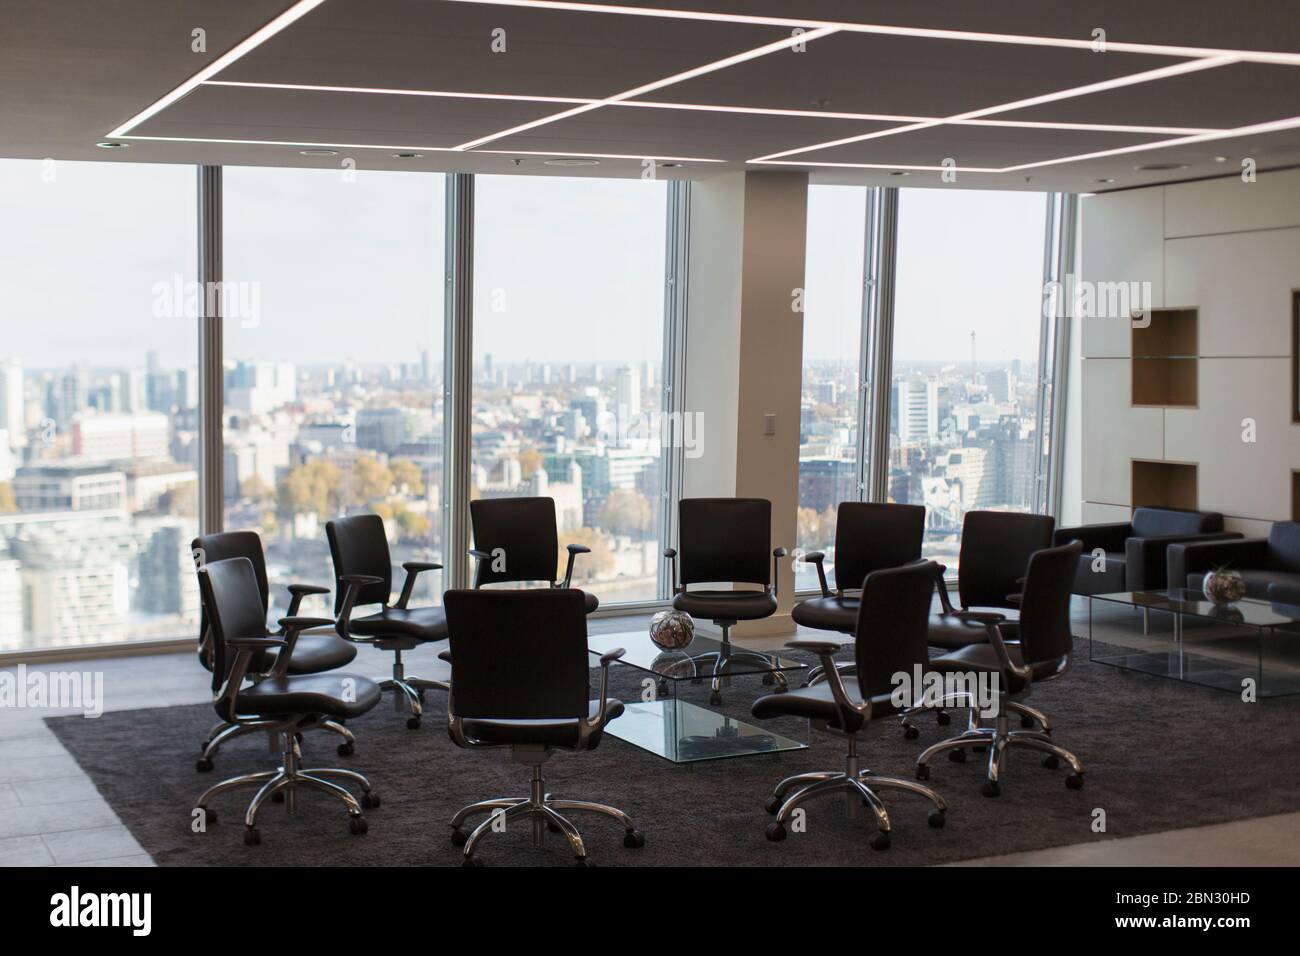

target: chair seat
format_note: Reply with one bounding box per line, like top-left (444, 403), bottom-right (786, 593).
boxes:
top-left (673, 589), bottom-right (777, 621)
top-left (461, 699), bottom-right (624, 749)
top-left (237, 672), bottom-right (382, 719)
top-left (752, 678), bottom-right (900, 734)
top-left (930, 642), bottom-right (1062, 694)
top-left (270, 633), bottom-right (358, 674)
top-left (926, 607), bottom-right (1019, 649)
top-left (348, 604), bottom-right (448, 642)
top-left (791, 595), bottom-right (859, 633)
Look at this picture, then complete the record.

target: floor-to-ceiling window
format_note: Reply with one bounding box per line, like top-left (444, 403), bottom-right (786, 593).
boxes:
top-left (472, 175), bottom-right (668, 604)
top-left (0, 159), bottom-right (198, 651)
top-left (796, 185), bottom-right (867, 590)
top-left (223, 166), bottom-right (446, 616)
top-left (889, 188), bottom-right (1048, 568)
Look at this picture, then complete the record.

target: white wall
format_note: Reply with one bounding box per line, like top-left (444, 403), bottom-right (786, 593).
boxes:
top-left (1065, 167), bottom-right (1300, 533)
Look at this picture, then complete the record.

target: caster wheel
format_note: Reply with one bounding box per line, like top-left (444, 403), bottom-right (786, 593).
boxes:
top-left (406, 716), bottom-right (421, 730)
top-left (903, 724), bottom-right (919, 740)
top-left (1020, 714), bottom-right (1036, 729)
top-left (243, 827), bottom-right (261, 846)
top-left (462, 856), bottom-right (483, 867)
top-left (361, 791), bottom-right (380, 810)
top-left (928, 810), bottom-right (946, 829)
top-left (195, 807), bottom-right (216, 827)
top-left (870, 831), bottom-right (891, 851)
top-left (948, 749), bottom-right (967, 763)
top-left (1042, 754), bottom-right (1060, 770)
top-left (709, 691), bottom-right (722, 706)
top-left (348, 815), bottom-right (368, 836)
top-left (761, 673), bottom-right (775, 686)
top-left (623, 829), bottom-right (645, 849)
top-left (337, 741), bottom-right (355, 757)
top-left (271, 792), bottom-right (285, 804)
top-left (195, 757), bottom-right (213, 773)
top-left (574, 857), bottom-right (595, 867)
top-left (450, 828), bottom-right (468, 847)
top-left (765, 821), bottom-right (787, 842)
top-left (916, 764), bottom-right (931, 781)
top-left (936, 711), bottom-right (951, 726)
top-left (764, 795), bottom-right (782, 815)
top-left (1065, 773), bottom-right (1084, 790)
top-left (981, 780), bottom-right (1001, 798)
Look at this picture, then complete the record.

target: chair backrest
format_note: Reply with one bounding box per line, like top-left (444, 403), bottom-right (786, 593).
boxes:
top-left (326, 514), bottom-right (393, 612)
top-left (196, 557), bottom-right (271, 699)
top-left (1015, 541), bottom-right (1081, 665)
top-left (1269, 521), bottom-right (1300, 571)
top-left (833, 502), bottom-right (925, 592)
top-left (469, 497), bottom-right (559, 586)
top-left (957, 511), bottom-right (1055, 609)
top-left (442, 589), bottom-right (589, 721)
top-left (852, 560), bottom-right (938, 698)
top-left (1131, 506), bottom-right (1222, 538)
top-left (677, 497), bottom-right (771, 587)
top-left (192, 531), bottom-right (268, 674)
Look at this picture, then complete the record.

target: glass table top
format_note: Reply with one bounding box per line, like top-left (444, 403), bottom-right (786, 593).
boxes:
top-left (1090, 589), bottom-right (1300, 629)
top-left (587, 630), bottom-right (808, 681)
top-left (607, 700), bottom-right (806, 763)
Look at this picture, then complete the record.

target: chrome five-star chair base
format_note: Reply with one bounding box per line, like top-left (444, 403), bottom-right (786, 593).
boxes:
top-left (680, 623), bottom-right (789, 705)
top-left (916, 709), bottom-right (1084, 798)
top-left (377, 646), bottom-right (449, 729)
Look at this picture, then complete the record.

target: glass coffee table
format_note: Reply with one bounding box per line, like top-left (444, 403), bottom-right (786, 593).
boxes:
top-left (1088, 589), bottom-right (1300, 697)
top-left (588, 631), bottom-right (809, 763)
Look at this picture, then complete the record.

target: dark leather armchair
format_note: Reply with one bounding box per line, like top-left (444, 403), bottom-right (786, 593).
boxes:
top-left (192, 531), bottom-right (357, 771)
top-left (919, 540), bottom-right (1085, 797)
top-left (192, 557), bottom-right (382, 846)
top-left (441, 588), bottom-right (644, 866)
top-left (753, 560), bottom-right (947, 851)
top-left (1055, 506), bottom-right (1238, 595)
top-left (327, 513), bottom-right (448, 730)
top-left (1168, 521), bottom-right (1300, 599)
top-left (927, 510), bottom-right (1056, 650)
top-left (665, 497), bottom-right (787, 703)
top-left (468, 496), bottom-right (598, 613)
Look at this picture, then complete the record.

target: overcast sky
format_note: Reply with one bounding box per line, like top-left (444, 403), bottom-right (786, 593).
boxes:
top-left (1, 158), bottom-right (1046, 372)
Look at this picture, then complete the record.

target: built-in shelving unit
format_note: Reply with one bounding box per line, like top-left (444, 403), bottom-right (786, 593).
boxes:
top-left (1132, 307), bottom-right (1198, 408)
top-left (1132, 459), bottom-right (1198, 510)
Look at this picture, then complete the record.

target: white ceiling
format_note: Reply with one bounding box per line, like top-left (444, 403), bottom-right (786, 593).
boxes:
top-left (2, 0), bottom-right (1298, 191)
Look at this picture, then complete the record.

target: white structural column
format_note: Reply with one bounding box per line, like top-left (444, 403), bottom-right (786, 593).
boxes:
top-left (682, 170), bottom-right (808, 637)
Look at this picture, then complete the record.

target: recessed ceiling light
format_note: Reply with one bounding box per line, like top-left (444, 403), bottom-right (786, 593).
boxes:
top-left (299, 148), bottom-right (338, 156)
top-left (659, 162), bottom-right (683, 168)
top-left (1213, 155), bottom-right (1229, 162)
top-left (96, 142), bottom-right (128, 149)
top-left (889, 170), bottom-right (910, 176)
top-left (1095, 177), bottom-right (1116, 183)
top-left (543, 158), bottom-right (600, 167)
top-left (392, 152), bottom-right (424, 159)
top-left (1134, 162), bottom-right (1190, 171)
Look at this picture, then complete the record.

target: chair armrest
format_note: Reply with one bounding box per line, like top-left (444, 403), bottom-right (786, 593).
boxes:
top-left (581, 648), bottom-right (628, 745)
top-left (335, 574), bottom-right (384, 642)
top-left (772, 547), bottom-right (788, 599)
top-left (225, 634), bottom-right (288, 650)
top-left (787, 639), bottom-right (869, 723)
top-left (954, 609), bottom-right (1007, 625)
top-left (438, 649), bottom-right (452, 663)
top-left (1167, 537), bottom-right (1270, 589)
top-left (663, 547), bottom-right (680, 595)
top-left (984, 622), bottom-right (1033, 681)
top-left (270, 616), bottom-right (336, 677)
top-left (786, 638), bottom-right (842, 655)
top-left (932, 563), bottom-right (958, 613)
top-left (561, 543), bottom-right (591, 589)
top-left (282, 582), bottom-right (330, 621)
top-left (1055, 522), bottom-right (1130, 554)
top-left (1125, 531), bottom-right (1243, 591)
top-left (395, 561), bottom-right (442, 609)
top-left (802, 551), bottom-right (831, 597)
top-left (277, 616), bottom-right (335, 632)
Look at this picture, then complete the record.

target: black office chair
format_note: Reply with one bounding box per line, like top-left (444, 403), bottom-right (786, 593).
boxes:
top-left (192, 557), bottom-right (382, 846)
top-left (916, 540), bottom-right (1085, 797)
top-left (468, 496), bottom-right (598, 613)
top-left (441, 588), bottom-right (644, 866)
top-left (327, 514), bottom-right (448, 730)
top-left (192, 531), bottom-right (358, 771)
top-left (665, 497), bottom-right (787, 704)
top-left (753, 560), bottom-right (947, 851)
top-left (793, 501), bottom-right (925, 684)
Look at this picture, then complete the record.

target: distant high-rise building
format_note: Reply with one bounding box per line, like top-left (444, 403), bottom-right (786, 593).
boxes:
top-left (893, 377), bottom-right (939, 444)
top-left (72, 412), bottom-right (170, 461)
top-left (986, 368), bottom-right (1014, 404)
top-left (616, 365), bottom-right (641, 419)
top-left (0, 361), bottom-right (24, 448)
top-left (59, 366), bottom-right (88, 428)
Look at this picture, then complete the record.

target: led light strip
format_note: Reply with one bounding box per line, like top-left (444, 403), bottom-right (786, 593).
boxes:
top-left (450, 25), bottom-right (838, 150)
top-left (205, 79), bottom-right (598, 105)
top-left (437, 0), bottom-right (1300, 66)
top-left (105, 0), bottom-right (329, 139)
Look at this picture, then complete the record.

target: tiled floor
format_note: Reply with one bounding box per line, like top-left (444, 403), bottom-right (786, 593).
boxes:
top-left (3, 609), bottom-right (1299, 868)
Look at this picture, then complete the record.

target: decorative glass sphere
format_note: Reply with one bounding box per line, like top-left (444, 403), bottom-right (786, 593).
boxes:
top-left (1203, 569), bottom-right (1245, 605)
top-left (649, 609), bottom-right (694, 650)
